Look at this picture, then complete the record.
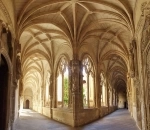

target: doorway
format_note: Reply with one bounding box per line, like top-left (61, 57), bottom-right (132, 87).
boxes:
top-left (26, 100), bottom-right (29, 109)
top-left (0, 55), bottom-right (9, 130)
top-left (124, 101), bottom-right (127, 108)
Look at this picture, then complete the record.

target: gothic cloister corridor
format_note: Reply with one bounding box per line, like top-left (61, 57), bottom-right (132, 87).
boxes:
top-left (1, 0), bottom-right (150, 130)
top-left (14, 109), bottom-right (139, 130)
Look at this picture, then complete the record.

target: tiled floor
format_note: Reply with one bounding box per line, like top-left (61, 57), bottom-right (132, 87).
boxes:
top-left (14, 109), bottom-right (139, 130)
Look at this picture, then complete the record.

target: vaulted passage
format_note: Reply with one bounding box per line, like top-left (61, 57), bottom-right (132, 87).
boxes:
top-left (1, 0), bottom-right (150, 130)
top-left (14, 109), bottom-right (138, 130)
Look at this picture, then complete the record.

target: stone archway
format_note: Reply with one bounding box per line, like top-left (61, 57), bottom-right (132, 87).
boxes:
top-left (0, 55), bottom-right (9, 130)
top-left (26, 100), bottom-right (30, 109)
top-left (23, 88), bottom-right (33, 109)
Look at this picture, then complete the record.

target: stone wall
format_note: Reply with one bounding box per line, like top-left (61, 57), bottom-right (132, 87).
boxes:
top-left (101, 106), bottom-right (109, 117)
top-left (32, 106), bottom-right (118, 127)
top-left (101, 106), bottom-right (117, 117)
top-left (52, 108), bottom-right (99, 127)
top-left (52, 108), bottom-right (74, 126)
top-left (42, 107), bottom-right (51, 118)
top-left (75, 108), bottom-right (99, 126)
top-left (109, 106), bottom-right (118, 113)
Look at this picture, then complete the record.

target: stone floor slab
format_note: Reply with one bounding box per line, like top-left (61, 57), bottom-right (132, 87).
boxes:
top-left (14, 109), bottom-right (139, 130)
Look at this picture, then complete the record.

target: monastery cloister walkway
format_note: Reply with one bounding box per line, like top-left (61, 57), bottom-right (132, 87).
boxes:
top-left (14, 109), bottom-right (139, 130)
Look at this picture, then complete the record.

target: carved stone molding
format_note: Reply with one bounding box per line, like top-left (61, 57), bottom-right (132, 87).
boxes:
top-left (0, 1), bottom-right (12, 26)
top-left (129, 40), bottom-right (136, 78)
top-left (16, 55), bottom-right (21, 80)
top-left (141, 2), bottom-right (148, 16)
top-left (139, 2), bottom-right (150, 54)
top-left (70, 60), bottom-right (80, 93)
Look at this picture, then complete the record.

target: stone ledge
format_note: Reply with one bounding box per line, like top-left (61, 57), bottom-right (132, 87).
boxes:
top-left (52, 108), bottom-right (100, 127)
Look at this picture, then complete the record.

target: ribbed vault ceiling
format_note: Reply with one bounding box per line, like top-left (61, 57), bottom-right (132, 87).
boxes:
top-left (15, 0), bottom-right (136, 92)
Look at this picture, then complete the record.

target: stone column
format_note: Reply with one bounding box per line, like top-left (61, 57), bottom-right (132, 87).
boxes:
top-left (68, 66), bottom-right (72, 108)
top-left (18, 77), bottom-right (23, 116)
top-left (87, 73), bottom-right (89, 108)
top-left (62, 73), bottom-right (64, 107)
top-left (15, 41), bottom-right (21, 117)
top-left (127, 73), bottom-right (131, 112)
top-left (49, 73), bottom-right (53, 118)
top-left (135, 83), bottom-right (142, 128)
top-left (98, 72), bottom-right (104, 116)
top-left (110, 89), bottom-right (113, 106)
top-left (113, 90), bottom-right (115, 106)
top-left (53, 72), bottom-right (57, 108)
top-left (96, 71), bottom-right (101, 111)
top-left (70, 59), bottom-right (83, 126)
top-left (41, 87), bottom-right (44, 107)
top-left (111, 89), bottom-right (113, 106)
top-left (19, 96), bottom-right (24, 115)
top-left (116, 91), bottom-right (119, 107)
top-left (106, 80), bottom-right (109, 112)
top-left (11, 79), bottom-right (17, 130)
top-left (11, 40), bottom-right (21, 130)
top-left (129, 41), bottom-right (135, 78)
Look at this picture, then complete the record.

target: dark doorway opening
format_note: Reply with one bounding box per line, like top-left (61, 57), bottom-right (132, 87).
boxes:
top-left (124, 101), bottom-right (128, 109)
top-left (124, 101), bottom-right (127, 108)
top-left (26, 100), bottom-right (29, 109)
top-left (0, 55), bottom-right (9, 130)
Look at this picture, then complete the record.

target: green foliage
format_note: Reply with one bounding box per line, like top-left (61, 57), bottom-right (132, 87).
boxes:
top-left (64, 78), bottom-right (69, 105)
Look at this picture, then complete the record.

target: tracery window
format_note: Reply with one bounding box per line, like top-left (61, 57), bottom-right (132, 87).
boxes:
top-left (57, 57), bottom-right (69, 108)
top-left (82, 57), bottom-right (95, 108)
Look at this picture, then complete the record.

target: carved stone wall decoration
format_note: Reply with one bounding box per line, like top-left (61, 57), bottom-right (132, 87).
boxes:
top-left (69, 59), bottom-right (84, 112)
top-left (141, 2), bottom-right (148, 16)
top-left (129, 40), bottom-right (136, 78)
top-left (16, 55), bottom-right (21, 80)
top-left (71, 60), bottom-right (80, 93)
top-left (141, 15), bottom-right (150, 52)
top-left (0, 1), bottom-right (13, 29)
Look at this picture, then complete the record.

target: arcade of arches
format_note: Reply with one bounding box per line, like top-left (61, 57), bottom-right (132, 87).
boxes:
top-left (0, 0), bottom-right (150, 130)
